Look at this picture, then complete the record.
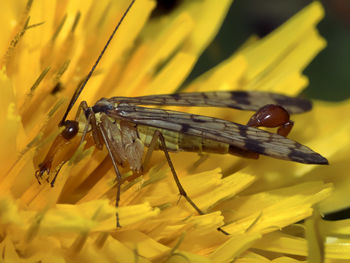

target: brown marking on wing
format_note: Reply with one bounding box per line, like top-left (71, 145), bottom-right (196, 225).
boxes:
top-left (107, 91), bottom-right (312, 114)
top-left (105, 104), bottom-right (327, 165)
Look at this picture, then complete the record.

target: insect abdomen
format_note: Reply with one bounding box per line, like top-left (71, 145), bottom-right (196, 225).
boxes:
top-left (137, 125), bottom-right (230, 154)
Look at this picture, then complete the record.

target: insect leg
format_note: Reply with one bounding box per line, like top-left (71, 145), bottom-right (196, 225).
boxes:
top-left (188, 153), bottom-right (209, 173)
top-left (146, 130), bottom-right (204, 214)
top-left (142, 132), bottom-right (158, 172)
top-left (49, 161), bottom-right (67, 187)
top-left (43, 101), bottom-right (104, 187)
top-left (98, 121), bottom-right (123, 228)
top-left (36, 121), bottom-right (79, 185)
top-left (145, 130), bottom-right (230, 235)
top-left (79, 101), bottom-right (104, 149)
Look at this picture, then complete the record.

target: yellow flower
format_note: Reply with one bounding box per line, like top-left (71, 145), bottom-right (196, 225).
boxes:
top-left (0, 0), bottom-right (345, 262)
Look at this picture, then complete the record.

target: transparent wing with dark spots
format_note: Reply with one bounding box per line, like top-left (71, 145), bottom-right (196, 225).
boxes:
top-left (106, 104), bottom-right (327, 164)
top-left (108, 91), bottom-right (312, 114)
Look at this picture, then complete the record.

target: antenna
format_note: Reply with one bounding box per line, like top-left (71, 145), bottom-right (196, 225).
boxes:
top-left (59, 0), bottom-right (136, 126)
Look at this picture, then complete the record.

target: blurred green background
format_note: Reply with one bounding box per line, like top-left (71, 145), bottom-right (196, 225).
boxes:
top-left (186, 0), bottom-right (350, 101)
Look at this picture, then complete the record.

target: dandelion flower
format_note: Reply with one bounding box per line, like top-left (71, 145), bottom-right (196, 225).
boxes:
top-left (0, 0), bottom-right (344, 262)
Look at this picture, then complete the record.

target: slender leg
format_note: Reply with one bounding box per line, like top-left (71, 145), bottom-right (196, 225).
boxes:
top-left (98, 122), bottom-right (123, 228)
top-left (145, 130), bottom-right (230, 235)
top-left (79, 101), bottom-right (104, 149)
top-left (146, 130), bottom-right (203, 215)
top-left (80, 112), bottom-right (92, 146)
top-left (188, 153), bottom-right (209, 174)
top-left (74, 101), bottom-right (85, 120)
top-left (38, 101), bottom-right (105, 187)
top-left (50, 161), bottom-right (67, 187)
top-left (142, 130), bottom-right (160, 172)
top-left (74, 101), bottom-right (91, 145)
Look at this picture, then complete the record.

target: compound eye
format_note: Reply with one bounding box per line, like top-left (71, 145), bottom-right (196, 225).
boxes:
top-left (61, 120), bottom-right (79, 140)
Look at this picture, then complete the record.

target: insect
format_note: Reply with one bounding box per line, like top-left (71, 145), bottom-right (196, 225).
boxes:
top-left (35, 0), bottom-right (327, 232)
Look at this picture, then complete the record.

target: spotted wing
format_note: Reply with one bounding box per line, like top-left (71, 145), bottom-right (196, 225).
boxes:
top-left (108, 91), bottom-right (311, 114)
top-left (106, 104), bottom-right (327, 164)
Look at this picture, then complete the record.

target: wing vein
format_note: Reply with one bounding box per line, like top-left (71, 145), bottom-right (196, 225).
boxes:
top-left (105, 104), bottom-right (327, 164)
